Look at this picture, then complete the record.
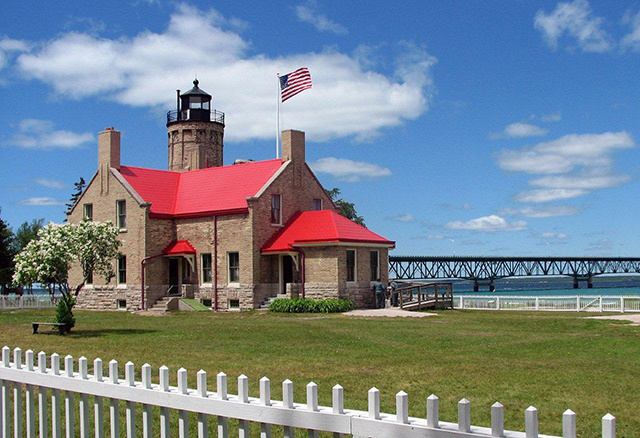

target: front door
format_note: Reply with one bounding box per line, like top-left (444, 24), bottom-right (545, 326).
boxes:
top-left (169, 259), bottom-right (179, 293)
top-left (280, 255), bottom-right (294, 294)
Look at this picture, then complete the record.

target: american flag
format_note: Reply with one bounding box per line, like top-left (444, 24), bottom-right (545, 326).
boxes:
top-left (279, 68), bottom-right (312, 102)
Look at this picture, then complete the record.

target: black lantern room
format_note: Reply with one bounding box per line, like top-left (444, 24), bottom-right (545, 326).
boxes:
top-left (167, 79), bottom-right (225, 125)
top-left (179, 79), bottom-right (211, 122)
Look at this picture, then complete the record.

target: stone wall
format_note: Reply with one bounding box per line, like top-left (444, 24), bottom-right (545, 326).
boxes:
top-left (75, 285), bottom-right (142, 311)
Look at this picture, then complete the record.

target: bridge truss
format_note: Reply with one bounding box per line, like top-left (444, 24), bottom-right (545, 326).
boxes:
top-left (389, 256), bottom-right (640, 290)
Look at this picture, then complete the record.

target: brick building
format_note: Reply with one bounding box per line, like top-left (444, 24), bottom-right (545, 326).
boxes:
top-left (67, 80), bottom-right (394, 311)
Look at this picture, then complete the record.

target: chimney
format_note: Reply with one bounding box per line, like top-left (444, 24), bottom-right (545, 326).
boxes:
top-left (98, 127), bottom-right (121, 170)
top-left (98, 127), bottom-right (121, 195)
top-left (281, 130), bottom-right (305, 163)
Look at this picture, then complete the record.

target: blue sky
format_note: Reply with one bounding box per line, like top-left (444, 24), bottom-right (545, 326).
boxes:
top-left (1, 0), bottom-right (639, 256)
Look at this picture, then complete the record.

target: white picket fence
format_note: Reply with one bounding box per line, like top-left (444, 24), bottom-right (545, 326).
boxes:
top-left (0, 346), bottom-right (619, 438)
top-left (455, 295), bottom-right (640, 313)
top-left (0, 295), bottom-right (62, 311)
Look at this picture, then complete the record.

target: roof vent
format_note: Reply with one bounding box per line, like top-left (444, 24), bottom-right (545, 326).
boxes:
top-left (234, 159), bottom-right (254, 165)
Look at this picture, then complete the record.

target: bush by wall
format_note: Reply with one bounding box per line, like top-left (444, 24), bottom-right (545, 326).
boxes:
top-left (268, 298), bottom-right (354, 313)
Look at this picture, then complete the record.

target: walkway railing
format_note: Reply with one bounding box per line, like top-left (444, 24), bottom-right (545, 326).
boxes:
top-left (0, 294), bottom-right (62, 311)
top-left (0, 346), bottom-right (619, 437)
top-left (455, 295), bottom-right (640, 312)
top-left (397, 282), bottom-right (454, 310)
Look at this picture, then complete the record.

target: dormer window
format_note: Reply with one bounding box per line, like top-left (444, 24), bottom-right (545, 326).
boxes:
top-left (271, 194), bottom-right (282, 225)
top-left (313, 198), bottom-right (323, 211)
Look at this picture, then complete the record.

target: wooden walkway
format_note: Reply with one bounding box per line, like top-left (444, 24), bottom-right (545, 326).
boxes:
top-left (397, 281), bottom-right (454, 311)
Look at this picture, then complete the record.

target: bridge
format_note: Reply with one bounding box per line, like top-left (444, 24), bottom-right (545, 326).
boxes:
top-left (389, 256), bottom-right (640, 291)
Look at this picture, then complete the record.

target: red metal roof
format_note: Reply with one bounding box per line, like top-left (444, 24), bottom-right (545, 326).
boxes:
top-left (261, 210), bottom-right (395, 253)
top-left (162, 240), bottom-right (197, 255)
top-left (119, 159), bottom-right (283, 218)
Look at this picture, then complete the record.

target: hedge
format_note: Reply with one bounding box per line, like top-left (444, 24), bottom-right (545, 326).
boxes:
top-left (268, 298), bottom-right (355, 313)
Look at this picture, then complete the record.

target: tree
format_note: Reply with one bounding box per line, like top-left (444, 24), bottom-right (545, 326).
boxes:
top-left (65, 177), bottom-right (86, 215)
top-left (325, 188), bottom-right (366, 227)
top-left (12, 218), bottom-right (44, 254)
top-left (13, 220), bottom-right (121, 327)
top-left (0, 209), bottom-right (14, 294)
top-left (11, 218), bottom-right (44, 293)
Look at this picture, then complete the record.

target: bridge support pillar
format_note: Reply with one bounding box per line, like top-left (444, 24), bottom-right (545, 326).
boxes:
top-left (573, 278), bottom-right (579, 289)
top-left (587, 278), bottom-right (593, 289)
top-left (489, 281), bottom-right (495, 292)
top-left (473, 281), bottom-right (479, 292)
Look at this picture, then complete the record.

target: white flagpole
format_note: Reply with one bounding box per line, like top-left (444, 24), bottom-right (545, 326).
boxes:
top-left (276, 73), bottom-right (280, 159)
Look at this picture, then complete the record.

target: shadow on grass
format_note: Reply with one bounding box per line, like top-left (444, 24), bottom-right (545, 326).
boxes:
top-left (38, 328), bottom-right (159, 338)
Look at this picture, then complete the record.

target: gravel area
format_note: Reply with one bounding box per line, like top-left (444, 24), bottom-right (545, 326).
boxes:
top-left (342, 308), bottom-right (437, 318)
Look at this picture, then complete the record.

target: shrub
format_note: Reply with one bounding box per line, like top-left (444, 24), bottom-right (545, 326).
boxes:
top-left (55, 295), bottom-right (76, 328)
top-left (269, 298), bottom-right (354, 313)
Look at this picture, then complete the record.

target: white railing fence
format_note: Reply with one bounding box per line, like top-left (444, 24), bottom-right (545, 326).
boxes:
top-left (0, 294), bottom-right (62, 311)
top-left (0, 346), bottom-right (619, 438)
top-left (455, 295), bottom-right (640, 313)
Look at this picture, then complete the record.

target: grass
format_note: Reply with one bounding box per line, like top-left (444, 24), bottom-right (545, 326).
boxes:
top-left (0, 309), bottom-right (638, 437)
top-left (179, 298), bottom-right (211, 311)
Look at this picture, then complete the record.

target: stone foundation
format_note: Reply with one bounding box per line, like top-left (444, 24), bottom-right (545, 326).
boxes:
top-left (76, 286), bottom-right (143, 311)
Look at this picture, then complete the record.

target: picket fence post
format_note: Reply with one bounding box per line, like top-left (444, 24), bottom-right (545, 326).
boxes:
top-left (216, 372), bottom-right (228, 438)
top-left (259, 377), bottom-right (271, 438)
top-left (332, 385), bottom-right (344, 438)
top-left (37, 352), bottom-right (48, 438)
top-left (491, 402), bottom-right (503, 437)
top-left (563, 409), bottom-right (576, 438)
top-left (159, 366), bottom-right (170, 438)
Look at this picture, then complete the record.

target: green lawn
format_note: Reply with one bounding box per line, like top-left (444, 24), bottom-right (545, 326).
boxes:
top-left (0, 309), bottom-right (638, 437)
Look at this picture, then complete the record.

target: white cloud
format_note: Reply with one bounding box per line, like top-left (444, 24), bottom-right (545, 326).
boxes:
top-left (621, 9), bottom-right (640, 52)
top-left (445, 215), bottom-right (527, 232)
top-left (310, 157), bottom-right (392, 182)
top-left (388, 213), bottom-right (414, 222)
top-left (14, 4), bottom-right (436, 143)
top-left (534, 0), bottom-right (612, 53)
top-left (492, 122), bottom-right (548, 139)
top-left (515, 189), bottom-right (587, 203)
top-left (440, 202), bottom-right (471, 211)
top-left (541, 111), bottom-right (562, 122)
top-left (530, 173), bottom-right (631, 190)
top-left (499, 205), bottom-right (583, 218)
top-left (498, 132), bottom-right (634, 175)
top-left (35, 178), bottom-right (65, 189)
top-left (0, 38), bottom-right (30, 71)
top-left (6, 119), bottom-right (94, 149)
top-left (295, 1), bottom-right (348, 35)
top-left (16, 197), bottom-right (65, 206)
top-left (539, 232), bottom-right (569, 239)
top-left (498, 132), bottom-right (634, 203)
top-left (426, 234), bottom-right (445, 240)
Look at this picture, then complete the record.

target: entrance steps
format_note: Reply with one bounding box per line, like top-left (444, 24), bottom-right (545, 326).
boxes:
top-left (148, 294), bottom-right (182, 312)
top-left (258, 294), bottom-right (288, 310)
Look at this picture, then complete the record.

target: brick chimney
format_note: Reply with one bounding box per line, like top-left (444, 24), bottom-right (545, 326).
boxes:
top-left (98, 127), bottom-right (120, 194)
top-left (281, 130), bottom-right (305, 163)
top-left (99, 127), bottom-right (121, 170)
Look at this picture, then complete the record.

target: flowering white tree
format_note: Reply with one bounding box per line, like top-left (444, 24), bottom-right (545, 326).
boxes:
top-left (13, 220), bottom-right (120, 326)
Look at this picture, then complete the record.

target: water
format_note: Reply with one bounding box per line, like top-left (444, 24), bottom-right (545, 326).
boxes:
top-left (451, 276), bottom-right (640, 296)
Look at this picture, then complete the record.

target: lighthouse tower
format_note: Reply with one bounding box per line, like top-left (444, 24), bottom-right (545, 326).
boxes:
top-left (166, 79), bottom-right (225, 172)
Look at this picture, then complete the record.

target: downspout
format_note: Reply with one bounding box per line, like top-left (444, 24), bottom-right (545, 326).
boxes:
top-left (214, 215), bottom-right (219, 311)
top-left (141, 253), bottom-right (164, 310)
top-left (298, 248), bottom-right (306, 299)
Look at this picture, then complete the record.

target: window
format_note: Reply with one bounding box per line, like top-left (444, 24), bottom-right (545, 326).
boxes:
top-left (116, 200), bottom-right (126, 230)
top-left (270, 194), bottom-right (281, 224)
top-left (313, 198), bottom-right (323, 211)
top-left (201, 298), bottom-right (212, 308)
top-left (346, 250), bottom-right (356, 282)
top-left (228, 252), bottom-right (240, 283)
top-left (370, 251), bottom-right (380, 281)
top-left (83, 203), bottom-right (93, 221)
top-left (201, 253), bottom-right (212, 283)
top-left (117, 256), bottom-right (127, 285)
top-left (202, 101), bottom-right (210, 110)
top-left (229, 299), bottom-right (240, 309)
top-left (117, 299), bottom-right (127, 309)
top-left (86, 268), bottom-right (93, 285)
